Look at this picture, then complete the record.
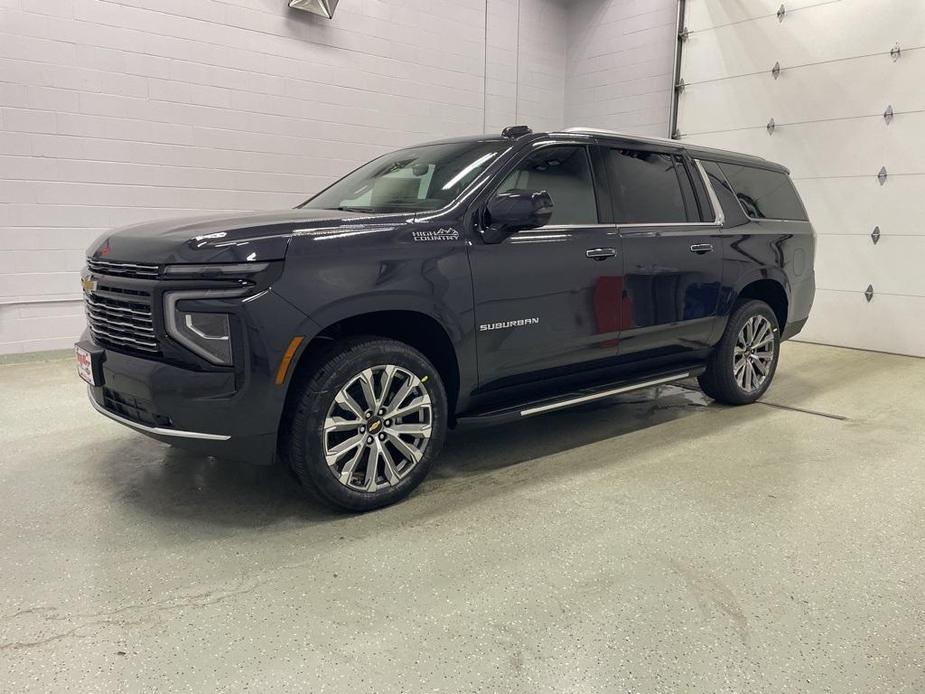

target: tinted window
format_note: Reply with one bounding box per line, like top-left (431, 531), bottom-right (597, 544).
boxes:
top-left (497, 146), bottom-right (598, 225)
top-left (699, 160), bottom-right (748, 227)
top-left (605, 149), bottom-right (687, 224)
top-left (718, 163), bottom-right (807, 220)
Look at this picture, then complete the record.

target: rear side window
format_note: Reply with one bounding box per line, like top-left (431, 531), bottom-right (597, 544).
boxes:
top-left (699, 160), bottom-right (748, 227)
top-left (718, 163), bottom-right (807, 221)
top-left (497, 145), bottom-right (598, 226)
top-left (604, 149), bottom-right (688, 224)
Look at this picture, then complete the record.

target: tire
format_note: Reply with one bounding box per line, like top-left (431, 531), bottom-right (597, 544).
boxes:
top-left (281, 337), bottom-right (447, 511)
top-left (698, 299), bottom-right (781, 405)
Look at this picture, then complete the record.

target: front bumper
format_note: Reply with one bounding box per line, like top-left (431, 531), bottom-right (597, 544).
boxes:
top-left (78, 289), bottom-right (313, 465)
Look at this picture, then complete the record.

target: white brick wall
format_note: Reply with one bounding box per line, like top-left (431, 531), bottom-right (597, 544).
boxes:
top-left (565, 0), bottom-right (677, 137)
top-left (1, 0), bottom-right (669, 354)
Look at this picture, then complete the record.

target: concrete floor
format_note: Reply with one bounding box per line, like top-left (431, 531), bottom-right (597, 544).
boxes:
top-left (0, 342), bottom-right (922, 692)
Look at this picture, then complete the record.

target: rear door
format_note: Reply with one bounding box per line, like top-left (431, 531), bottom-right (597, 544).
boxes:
top-left (603, 146), bottom-right (725, 358)
top-left (468, 142), bottom-right (624, 390)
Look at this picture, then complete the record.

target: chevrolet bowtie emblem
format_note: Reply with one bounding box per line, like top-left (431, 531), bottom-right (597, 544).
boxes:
top-left (80, 276), bottom-right (97, 293)
top-left (369, 420), bottom-right (382, 432)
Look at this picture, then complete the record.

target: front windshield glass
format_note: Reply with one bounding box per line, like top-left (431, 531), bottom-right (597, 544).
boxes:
top-left (300, 141), bottom-right (509, 213)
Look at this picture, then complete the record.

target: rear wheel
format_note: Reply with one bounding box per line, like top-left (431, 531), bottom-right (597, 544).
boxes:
top-left (282, 337), bottom-right (447, 511)
top-left (699, 299), bottom-right (780, 405)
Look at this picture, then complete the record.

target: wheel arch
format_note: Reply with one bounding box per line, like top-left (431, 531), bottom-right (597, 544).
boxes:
top-left (735, 277), bottom-right (789, 331)
top-left (283, 308), bottom-right (463, 423)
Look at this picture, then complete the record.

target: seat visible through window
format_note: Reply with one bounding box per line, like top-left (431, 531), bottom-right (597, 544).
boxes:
top-left (497, 146), bottom-right (598, 226)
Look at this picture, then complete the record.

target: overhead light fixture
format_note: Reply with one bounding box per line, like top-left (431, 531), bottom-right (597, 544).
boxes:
top-left (289, 0), bottom-right (339, 18)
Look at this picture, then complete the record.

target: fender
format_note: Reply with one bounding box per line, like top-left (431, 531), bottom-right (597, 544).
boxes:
top-left (710, 266), bottom-right (791, 344)
top-left (278, 290), bottom-right (478, 415)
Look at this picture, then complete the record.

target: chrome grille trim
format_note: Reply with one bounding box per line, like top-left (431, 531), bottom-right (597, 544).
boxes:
top-left (87, 258), bottom-right (160, 279)
top-left (84, 291), bottom-right (159, 354)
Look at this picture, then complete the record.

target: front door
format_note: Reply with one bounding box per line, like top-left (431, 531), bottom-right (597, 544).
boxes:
top-left (468, 144), bottom-right (623, 390)
top-left (600, 147), bottom-right (724, 358)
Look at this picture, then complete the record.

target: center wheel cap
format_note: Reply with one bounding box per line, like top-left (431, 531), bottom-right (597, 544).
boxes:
top-left (367, 417), bottom-right (384, 435)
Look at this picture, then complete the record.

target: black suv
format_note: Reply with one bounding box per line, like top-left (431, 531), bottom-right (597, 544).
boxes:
top-left (76, 126), bottom-right (815, 510)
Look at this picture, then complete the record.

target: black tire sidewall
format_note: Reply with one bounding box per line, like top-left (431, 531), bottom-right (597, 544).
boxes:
top-left (288, 338), bottom-right (447, 511)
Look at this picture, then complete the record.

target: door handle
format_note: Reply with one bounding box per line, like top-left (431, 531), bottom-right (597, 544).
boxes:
top-left (690, 243), bottom-right (714, 255)
top-left (585, 247), bottom-right (616, 261)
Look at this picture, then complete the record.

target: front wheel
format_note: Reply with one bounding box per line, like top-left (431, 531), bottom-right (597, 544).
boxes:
top-left (282, 337), bottom-right (447, 511)
top-left (698, 299), bottom-right (780, 405)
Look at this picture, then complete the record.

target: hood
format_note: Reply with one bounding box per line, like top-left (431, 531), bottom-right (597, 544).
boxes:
top-left (87, 209), bottom-right (413, 265)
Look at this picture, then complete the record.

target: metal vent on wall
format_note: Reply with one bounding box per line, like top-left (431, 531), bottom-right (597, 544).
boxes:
top-left (289, 0), bottom-right (339, 18)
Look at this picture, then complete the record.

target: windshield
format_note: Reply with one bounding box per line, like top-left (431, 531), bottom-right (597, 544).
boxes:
top-left (300, 141), bottom-right (509, 213)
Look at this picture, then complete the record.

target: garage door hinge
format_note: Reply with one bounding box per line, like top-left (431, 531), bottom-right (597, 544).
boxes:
top-left (777, 4), bottom-right (786, 22)
top-left (878, 166), bottom-right (888, 185)
top-left (679, 26), bottom-right (689, 42)
top-left (871, 226), bottom-right (881, 245)
top-left (772, 61), bottom-right (781, 79)
top-left (864, 285), bottom-right (874, 303)
top-left (890, 43), bottom-right (901, 61)
top-left (883, 105), bottom-right (894, 123)
top-left (675, 78), bottom-right (685, 94)
top-left (766, 118), bottom-right (776, 135)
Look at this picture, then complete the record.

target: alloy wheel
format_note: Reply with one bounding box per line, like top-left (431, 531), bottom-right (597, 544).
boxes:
top-left (734, 315), bottom-right (775, 392)
top-left (323, 365), bottom-right (433, 492)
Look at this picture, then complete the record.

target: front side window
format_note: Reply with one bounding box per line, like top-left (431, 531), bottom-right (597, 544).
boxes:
top-left (718, 163), bottom-right (808, 221)
top-left (605, 149), bottom-right (688, 224)
top-left (301, 141), bottom-right (509, 213)
top-left (496, 145), bottom-right (598, 226)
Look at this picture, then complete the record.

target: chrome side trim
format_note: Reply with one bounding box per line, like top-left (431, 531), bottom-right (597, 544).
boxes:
top-left (519, 372), bottom-right (691, 417)
top-left (88, 388), bottom-right (231, 441)
top-left (616, 221), bottom-right (721, 230)
top-left (694, 159), bottom-right (725, 228)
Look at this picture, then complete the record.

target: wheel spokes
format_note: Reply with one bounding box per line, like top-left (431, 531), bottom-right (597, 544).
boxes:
top-left (327, 433), bottom-right (364, 467)
top-left (389, 422), bottom-right (432, 438)
top-left (324, 364), bottom-right (433, 492)
top-left (387, 432), bottom-right (424, 465)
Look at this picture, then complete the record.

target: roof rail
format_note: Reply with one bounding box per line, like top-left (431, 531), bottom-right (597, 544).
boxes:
top-left (559, 126), bottom-right (773, 166)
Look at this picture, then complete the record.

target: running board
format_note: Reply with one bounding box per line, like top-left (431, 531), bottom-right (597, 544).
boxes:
top-left (456, 369), bottom-right (698, 427)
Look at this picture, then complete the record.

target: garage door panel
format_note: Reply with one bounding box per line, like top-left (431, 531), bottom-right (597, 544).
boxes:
top-left (798, 176), bottom-right (925, 237)
top-left (798, 290), bottom-right (925, 357)
top-left (679, 0), bottom-right (925, 356)
top-left (686, 111), bottom-right (925, 179)
top-left (686, 0), bottom-right (831, 31)
top-left (679, 50), bottom-right (925, 134)
top-left (683, 0), bottom-right (925, 84)
top-left (814, 235), bottom-right (925, 296)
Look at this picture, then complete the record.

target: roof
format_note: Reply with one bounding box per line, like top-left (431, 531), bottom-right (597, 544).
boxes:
top-left (552, 127), bottom-right (789, 173)
top-left (393, 128), bottom-right (790, 174)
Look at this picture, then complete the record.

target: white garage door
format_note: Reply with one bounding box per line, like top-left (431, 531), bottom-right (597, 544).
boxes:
top-left (676, 0), bottom-right (925, 357)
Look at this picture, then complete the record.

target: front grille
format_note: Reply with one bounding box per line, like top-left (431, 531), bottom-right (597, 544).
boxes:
top-left (87, 258), bottom-right (160, 279)
top-left (85, 289), bottom-right (159, 354)
top-left (102, 388), bottom-right (173, 428)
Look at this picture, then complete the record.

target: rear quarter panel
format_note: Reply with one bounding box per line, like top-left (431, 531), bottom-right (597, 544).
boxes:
top-left (716, 218), bottom-right (816, 338)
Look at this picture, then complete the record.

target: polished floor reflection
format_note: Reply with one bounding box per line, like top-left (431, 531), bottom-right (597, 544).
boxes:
top-left (0, 342), bottom-right (922, 692)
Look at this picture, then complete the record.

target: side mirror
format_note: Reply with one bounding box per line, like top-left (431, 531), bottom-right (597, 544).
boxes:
top-left (483, 189), bottom-right (554, 243)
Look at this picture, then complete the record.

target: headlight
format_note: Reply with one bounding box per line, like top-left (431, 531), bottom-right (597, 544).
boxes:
top-left (164, 289), bottom-right (244, 365)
